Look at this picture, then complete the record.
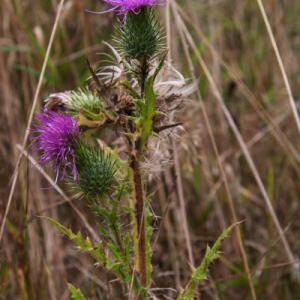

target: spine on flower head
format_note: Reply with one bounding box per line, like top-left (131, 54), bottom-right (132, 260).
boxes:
top-left (67, 88), bottom-right (105, 121)
top-left (75, 143), bottom-right (116, 199)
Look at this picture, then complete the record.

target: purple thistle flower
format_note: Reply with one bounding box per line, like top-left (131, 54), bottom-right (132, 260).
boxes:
top-left (32, 111), bottom-right (80, 181)
top-left (89, 0), bottom-right (164, 18)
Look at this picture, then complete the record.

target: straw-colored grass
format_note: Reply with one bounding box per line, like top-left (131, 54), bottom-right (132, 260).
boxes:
top-left (1, 0), bottom-right (300, 299)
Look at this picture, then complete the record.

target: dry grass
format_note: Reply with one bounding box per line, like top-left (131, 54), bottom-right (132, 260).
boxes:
top-left (1, 0), bottom-right (300, 299)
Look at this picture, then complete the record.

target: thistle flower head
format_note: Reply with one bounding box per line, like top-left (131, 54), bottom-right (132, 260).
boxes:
top-left (101, 0), bottom-right (162, 16)
top-left (32, 111), bottom-right (80, 180)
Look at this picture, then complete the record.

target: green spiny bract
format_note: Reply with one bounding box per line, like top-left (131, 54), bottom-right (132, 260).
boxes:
top-left (68, 88), bottom-right (105, 120)
top-left (75, 143), bottom-right (116, 199)
top-left (117, 8), bottom-right (163, 61)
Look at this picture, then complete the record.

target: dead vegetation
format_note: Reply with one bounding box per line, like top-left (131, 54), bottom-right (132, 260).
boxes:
top-left (1, 0), bottom-right (300, 299)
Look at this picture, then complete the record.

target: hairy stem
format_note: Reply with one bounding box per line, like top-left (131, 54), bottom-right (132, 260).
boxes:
top-left (131, 154), bottom-right (147, 288)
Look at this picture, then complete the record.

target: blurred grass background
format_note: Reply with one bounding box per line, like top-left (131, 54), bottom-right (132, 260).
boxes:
top-left (1, 0), bottom-right (300, 299)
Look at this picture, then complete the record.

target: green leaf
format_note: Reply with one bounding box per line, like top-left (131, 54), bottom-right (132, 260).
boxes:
top-left (119, 80), bottom-right (141, 99)
top-left (48, 213), bottom-right (132, 284)
top-left (140, 53), bottom-right (166, 150)
top-left (44, 217), bottom-right (107, 264)
top-left (178, 223), bottom-right (238, 300)
top-left (68, 283), bottom-right (87, 300)
top-left (45, 218), bottom-right (138, 293)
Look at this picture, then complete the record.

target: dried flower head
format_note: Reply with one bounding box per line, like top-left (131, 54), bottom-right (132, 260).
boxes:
top-left (32, 111), bottom-right (80, 180)
top-left (44, 91), bottom-right (72, 112)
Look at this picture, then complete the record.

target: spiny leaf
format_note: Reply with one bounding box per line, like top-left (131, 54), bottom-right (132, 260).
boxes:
top-left (46, 218), bottom-right (132, 283)
top-left (68, 283), bottom-right (87, 300)
top-left (140, 53), bottom-right (166, 150)
top-left (44, 217), bottom-right (107, 264)
top-left (178, 223), bottom-right (239, 300)
top-left (119, 80), bottom-right (140, 98)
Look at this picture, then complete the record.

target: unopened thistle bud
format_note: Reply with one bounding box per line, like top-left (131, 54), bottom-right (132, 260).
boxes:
top-left (75, 143), bottom-right (116, 199)
top-left (67, 89), bottom-right (105, 120)
top-left (118, 8), bottom-right (163, 61)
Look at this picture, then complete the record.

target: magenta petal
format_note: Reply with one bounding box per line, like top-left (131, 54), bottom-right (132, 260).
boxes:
top-left (32, 111), bottom-right (80, 181)
top-left (91, 0), bottom-right (163, 17)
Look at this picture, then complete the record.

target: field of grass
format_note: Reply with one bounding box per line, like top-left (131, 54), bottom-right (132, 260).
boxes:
top-left (1, 0), bottom-right (300, 299)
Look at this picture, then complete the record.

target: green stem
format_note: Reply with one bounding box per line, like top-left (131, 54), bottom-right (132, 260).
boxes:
top-left (131, 153), bottom-right (147, 288)
top-left (140, 56), bottom-right (148, 98)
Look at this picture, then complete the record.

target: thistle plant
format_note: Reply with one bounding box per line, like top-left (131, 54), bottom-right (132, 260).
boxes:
top-left (32, 1), bottom-right (235, 298)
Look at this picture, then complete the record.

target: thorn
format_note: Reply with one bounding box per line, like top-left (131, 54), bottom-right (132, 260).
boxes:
top-left (154, 122), bottom-right (183, 133)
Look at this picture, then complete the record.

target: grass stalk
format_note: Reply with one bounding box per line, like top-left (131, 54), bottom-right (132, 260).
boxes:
top-left (172, 3), bottom-right (257, 298)
top-left (256, 0), bottom-right (300, 136)
top-left (173, 2), bottom-right (300, 282)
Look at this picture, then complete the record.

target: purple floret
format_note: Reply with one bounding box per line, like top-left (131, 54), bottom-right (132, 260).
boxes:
top-left (91, 0), bottom-right (163, 17)
top-left (32, 111), bottom-right (80, 181)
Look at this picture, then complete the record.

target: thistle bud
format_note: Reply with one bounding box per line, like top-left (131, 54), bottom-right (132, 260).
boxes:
top-left (118, 8), bottom-right (163, 61)
top-left (75, 143), bottom-right (116, 199)
top-left (67, 89), bottom-right (105, 121)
